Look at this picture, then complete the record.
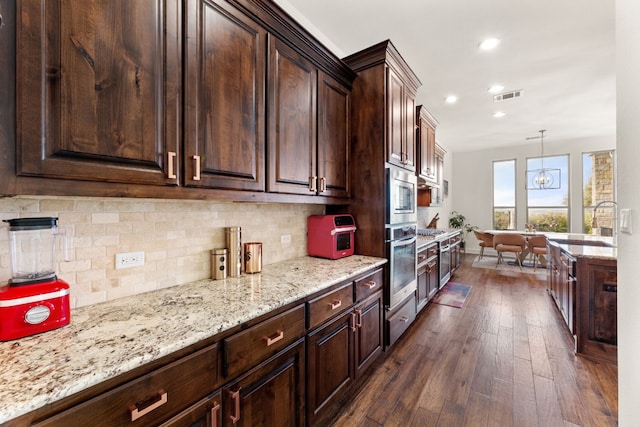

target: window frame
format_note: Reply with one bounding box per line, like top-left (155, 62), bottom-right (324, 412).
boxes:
top-left (525, 153), bottom-right (570, 232)
top-left (492, 158), bottom-right (516, 230)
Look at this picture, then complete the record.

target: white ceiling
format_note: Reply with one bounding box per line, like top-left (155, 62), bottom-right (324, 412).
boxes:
top-left (276, 0), bottom-right (616, 153)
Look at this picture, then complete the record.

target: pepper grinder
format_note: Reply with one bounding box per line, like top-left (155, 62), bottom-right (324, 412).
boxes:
top-left (225, 226), bottom-right (242, 277)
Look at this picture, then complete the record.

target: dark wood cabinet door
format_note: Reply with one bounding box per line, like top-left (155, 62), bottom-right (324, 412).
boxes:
top-left (306, 311), bottom-right (353, 425)
top-left (426, 258), bottom-right (439, 300)
top-left (417, 105), bottom-right (437, 183)
top-left (416, 265), bottom-right (428, 312)
top-left (354, 292), bottom-right (383, 378)
top-left (222, 339), bottom-right (304, 427)
top-left (17, 0), bottom-right (180, 185)
top-left (403, 90), bottom-right (416, 172)
top-left (386, 67), bottom-right (405, 169)
top-left (317, 71), bottom-right (350, 198)
top-left (267, 36), bottom-right (317, 195)
top-left (184, 0), bottom-right (266, 190)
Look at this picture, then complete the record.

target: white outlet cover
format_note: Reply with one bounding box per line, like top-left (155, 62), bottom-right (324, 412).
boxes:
top-left (115, 251), bottom-right (145, 269)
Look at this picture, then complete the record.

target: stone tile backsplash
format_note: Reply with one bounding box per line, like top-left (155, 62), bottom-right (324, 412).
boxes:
top-left (0, 196), bottom-right (323, 308)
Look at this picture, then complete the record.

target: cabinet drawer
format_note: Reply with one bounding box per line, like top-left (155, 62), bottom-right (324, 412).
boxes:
top-left (224, 304), bottom-right (305, 379)
top-left (386, 295), bottom-right (416, 348)
top-left (355, 268), bottom-right (384, 302)
top-left (307, 282), bottom-right (354, 330)
top-left (34, 344), bottom-right (218, 427)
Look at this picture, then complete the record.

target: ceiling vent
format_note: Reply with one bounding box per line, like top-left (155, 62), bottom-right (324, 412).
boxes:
top-left (493, 90), bottom-right (523, 102)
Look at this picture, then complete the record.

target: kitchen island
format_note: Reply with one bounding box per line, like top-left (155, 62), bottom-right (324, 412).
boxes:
top-left (546, 238), bottom-right (618, 363)
top-left (0, 255), bottom-right (386, 425)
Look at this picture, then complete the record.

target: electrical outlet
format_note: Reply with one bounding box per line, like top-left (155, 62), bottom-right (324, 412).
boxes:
top-left (115, 251), bottom-right (145, 269)
top-left (281, 234), bottom-right (291, 244)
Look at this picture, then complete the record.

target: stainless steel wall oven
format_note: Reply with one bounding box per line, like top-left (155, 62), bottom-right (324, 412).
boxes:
top-left (386, 223), bottom-right (417, 309)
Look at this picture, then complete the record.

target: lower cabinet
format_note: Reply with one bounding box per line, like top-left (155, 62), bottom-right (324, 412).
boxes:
top-left (306, 290), bottom-right (383, 426)
top-left (548, 242), bottom-right (576, 334)
top-left (33, 344), bottom-right (219, 427)
top-left (386, 294), bottom-right (417, 349)
top-left (222, 339), bottom-right (305, 427)
top-left (576, 257), bottom-right (617, 363)
top-left (416, 243), bottom-right (438, 312)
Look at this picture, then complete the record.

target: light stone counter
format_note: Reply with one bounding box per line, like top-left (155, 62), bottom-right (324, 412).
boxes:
top-left (0, 255), bottom-right (386, 424)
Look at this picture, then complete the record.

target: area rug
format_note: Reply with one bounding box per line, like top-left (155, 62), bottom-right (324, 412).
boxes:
top-left (471, 255), bottom-right (547, 277)
top-left (432, 282), bottom-right (472, 308)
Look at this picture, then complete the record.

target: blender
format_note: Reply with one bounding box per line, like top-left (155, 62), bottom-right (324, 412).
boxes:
top-left (0, 217), bottom-right (71, 341)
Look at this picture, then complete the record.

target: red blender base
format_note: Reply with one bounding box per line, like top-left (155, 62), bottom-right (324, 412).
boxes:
top-left (0, 279), bottom-right (71, 341)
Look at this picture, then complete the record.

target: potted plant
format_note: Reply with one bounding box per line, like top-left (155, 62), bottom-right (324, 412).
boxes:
top-left (449, 211), bottom-right (477, 248)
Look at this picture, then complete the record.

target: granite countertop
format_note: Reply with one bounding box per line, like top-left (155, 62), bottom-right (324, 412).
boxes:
top-left (484, 230), bottom-right (617, 260)
top-left (0, 255), bottom-right (386, 424)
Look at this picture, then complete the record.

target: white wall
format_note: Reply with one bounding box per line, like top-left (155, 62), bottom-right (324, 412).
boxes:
top-left (616, 0), bottom-right (640, 424)
top-left (448, 135), bottom-right (615, 253)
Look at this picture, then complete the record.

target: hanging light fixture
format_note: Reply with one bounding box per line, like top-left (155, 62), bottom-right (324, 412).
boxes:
top-left (526, 130), bottom-right (561, 190)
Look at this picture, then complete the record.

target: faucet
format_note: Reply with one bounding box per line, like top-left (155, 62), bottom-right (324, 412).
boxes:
top-left (591, 200), bottom-right (617, 236)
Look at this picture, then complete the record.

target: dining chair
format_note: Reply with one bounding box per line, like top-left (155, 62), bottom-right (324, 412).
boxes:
top-left (493, 233), bottom-right (527, 269)
top-left (527, 235), bottom-right (548, 270)
top-left (473, 230), bottom-right (494, 260)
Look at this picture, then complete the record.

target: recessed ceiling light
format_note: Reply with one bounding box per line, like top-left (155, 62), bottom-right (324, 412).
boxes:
top-left (493, 111), bottom-right (506, 118)
top-left (445, 95), bottom-right (458, 104)
top-left (479, 38), bottom-right (500, 51)
top-left (488, 85), bottom-right (504, 94)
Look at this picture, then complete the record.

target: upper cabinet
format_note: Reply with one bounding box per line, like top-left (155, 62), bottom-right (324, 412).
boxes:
top-left (267, 38), bottom-right (350, 198)
top-left (344, 40), bottom-right (420, 174)
top-left (184, 0), bottom-right (266, 191)
top-left (16, 0), bottom-right (181, 186)
top-left (416, 105), bottom-right (438, 186)
top-left (7, 0), bottom-right (355, 203)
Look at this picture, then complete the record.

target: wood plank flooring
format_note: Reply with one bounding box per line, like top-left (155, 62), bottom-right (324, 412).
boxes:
top-left (330, 254), bottom-right (618, 426)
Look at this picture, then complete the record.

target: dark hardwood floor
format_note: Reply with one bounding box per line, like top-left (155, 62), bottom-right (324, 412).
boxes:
top-left (331, 254), bottom-right (618, 426)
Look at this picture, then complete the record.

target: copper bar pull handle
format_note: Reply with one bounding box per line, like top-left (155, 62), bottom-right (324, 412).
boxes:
top-left (329, 300), bottom-right (342, 310)
top-left (266, 330), bottom-right (284, 346)
top-left (350, 311), bottom-right (357, 332)
top-left (355, 309), bottom-right (363, 328)
top-left (210, 400), bottom-right (220, 427)
top-left (319, 177), bottom-right (326, 193)
top-left (309, 176), bottom-right (317, 192)
top-left (130, 390), bottom-right (168, 421)
top-left (192, 155), bottom-right (201, 181)
top-left (364, 280), bottom-right (377, 289)
top-left (229, 388), bottom-right (241, 424)
top-left (167, 151), bottom-right (177, 179)
top-left (399, 316), bottom-right (409, 323)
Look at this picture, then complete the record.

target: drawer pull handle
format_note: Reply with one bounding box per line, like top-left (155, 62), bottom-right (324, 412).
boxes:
top-left (355, 309), bottom-right (363, 329)
top-left (418, 254), bottom-right (427, 261)
top-left (266, 330), bottom-right (284, 346)
top-left (363, 280), bottom-right (377, 289)
top-left (130, 390), bottom-right (168, 421)
top-left (193, 155), bottom-right (201, 181)
top-left (329, 300), bottom-right (342, 310)
top-left (167, 152), bottom-right (177, 179)
top-left (210, 400), bottom-right (220, 427)
top-left (399, 316), bottom-right (409, 323)
top-left (229, 388), bottom-right (241, 424)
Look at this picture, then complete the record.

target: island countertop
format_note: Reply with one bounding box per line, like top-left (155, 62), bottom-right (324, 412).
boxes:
top-left (0, 255), bottom-right (387, 424)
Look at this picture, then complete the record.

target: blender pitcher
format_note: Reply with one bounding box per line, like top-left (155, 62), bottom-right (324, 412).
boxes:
top-left (3, 217), bottom-right (68, 285)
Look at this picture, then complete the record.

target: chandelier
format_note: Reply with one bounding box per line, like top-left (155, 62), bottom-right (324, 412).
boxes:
top-left (526, 130), bottom-right (560, 190)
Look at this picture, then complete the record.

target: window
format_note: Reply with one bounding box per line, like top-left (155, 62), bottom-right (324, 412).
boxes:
top-left (583, 150), bottom-right (615, 234)
top-left (493, 159), bottom-right (516, 230)
top-left (526, 154), bottom-right (569, 232)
